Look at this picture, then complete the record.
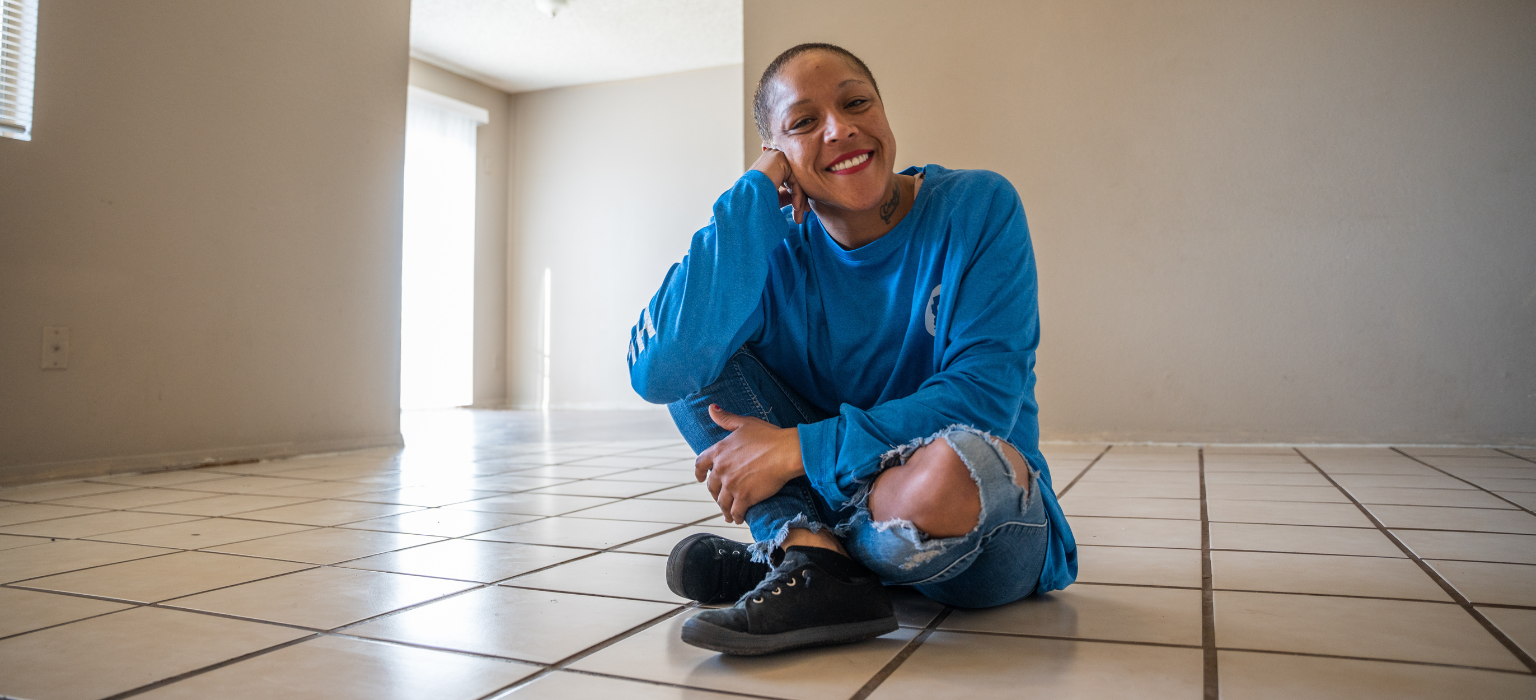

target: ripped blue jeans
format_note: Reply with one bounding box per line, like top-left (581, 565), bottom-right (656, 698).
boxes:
top-left (669, 348), bottom-right (1050, 608)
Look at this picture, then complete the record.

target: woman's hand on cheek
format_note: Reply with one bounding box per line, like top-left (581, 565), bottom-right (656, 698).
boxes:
top-left (694, 404), bottom-right (806, 524)
top-left (751, 148), bottom-right (809, 224)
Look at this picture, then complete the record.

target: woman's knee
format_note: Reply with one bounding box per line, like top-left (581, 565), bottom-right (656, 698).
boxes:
top-left (868, 436), bottom-right (981, 538)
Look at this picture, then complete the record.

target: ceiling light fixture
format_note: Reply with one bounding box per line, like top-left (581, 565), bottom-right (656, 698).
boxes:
top-left (532, 0), bottom-right (568, 17)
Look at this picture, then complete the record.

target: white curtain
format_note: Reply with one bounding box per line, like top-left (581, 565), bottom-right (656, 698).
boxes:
top-left (400, 95), bottom-right (479, 409)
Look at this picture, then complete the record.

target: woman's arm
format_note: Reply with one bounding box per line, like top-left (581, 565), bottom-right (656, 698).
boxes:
top-left (627, 152), bottom-right (802, 404)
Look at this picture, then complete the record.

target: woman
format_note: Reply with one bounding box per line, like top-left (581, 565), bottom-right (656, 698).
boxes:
top-left (628, 43), bottom-right (1076, 656)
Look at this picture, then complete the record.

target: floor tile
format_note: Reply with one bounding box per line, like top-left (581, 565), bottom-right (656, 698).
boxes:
top-left (506, 551), bottom-right (686, 603)
top-left (888, 586), bottom-right (947, 628)
top-left (1426, 559), bottom-right (1536, 606)
top-left (565, 456), bottom-right (679, 469)
top-left (1331, 473), bottom-right (1475, 490)
top-left (0, 510), bottom-right (203, 538)
top-left (868, 632), bottom-right (1202, 700)
top-left (1213, 590), bottom-right (1523, 670)
top-left (0, 481), bottom-right (135, 503)
top-left (1058, 496), bottom-right (1200, 520)
top-left (509, 466), bottom-right (639, 480)
top-left (633, 483), bottom-right (717, 502)
top-left (50, 488), bottom-right (211, 510)
top-left (1211, 551), bottom-right (1449, 600)
top-left (206, 527), bottom-right (443, 564)
top-left (0, 606), bottom-right (307, 700)
top-left (1078, 470), bottom-right (1200, 485)
top-left (1494, 491), bottom-right (1536, 509)
top-left (1062, 482), bottom-right (1198, 499)
top-left (238, 499), bottom-right (420, 526)
top-left (348, 586), bottom-right (678, 664)
top-left (92, 517), bottom-right (313, 549)
top-left (1393, 530), bottom-right (1536, 565)
top-left (1349, 487), bottom-right (1514, 508)
top-left (168, 566), bottom-right (474, 629)
top-left (1204, 484), bottom-right (1350, 503)
top-left (527, 480), bottom-right (677, 498)
top-left (503, 672), bottom-right (753, 700)
top-left (569, 499), bottom-right (724, 524)
top-left (595, 469), bottom-right (700, 484)
top-left (343, 508), bottom-right (540, 537)
top-left (1366, 504), bottom-right (1536, 534)
top-left (941, 583), bottom-right (1202, 645)
top-left (1203, 472), bottom-right (1333, 486)
top-left (1471, 477), bottom-right (1536, 492)
top-left (134, 635), bottom-right (537, 700)
top-left (0, 587), bottom-right (133, 638)
top-left (470, 516), bottom-right (676, 549)
top-left (23, 550), bottom-right (309, 602)
top-left (616, 524), bottom-right (754, 556)
top-left (176, 475), bottom-right (323, 494)
top-left (469, 475), bottom-right (577, 492)
top-left (570, 614), bottom-right (916, 700)
top-left (344, 486), bottom-right (503, 507)
top-left (255, 480), bottom-right (391, 499)
top-left (1218, 649), bottom-right (1536, 699)
top-left (0, 503), bottom-right (103, 527)
top-left (1203, 462), bottom-right (1315, 474)
top-left (1480, 606), bottom-right (1536, 658)
top-left (90, 470), bottom-right (237, 487)
top-left (1076, 545), bottom-right (1203, 588)
top-left (0, 534), bottom-right (46, 551)
top-left (343, 539), bottom-right (586, 582)
top-left (448, 493), bottom-right (619, 516)
top-left (137, 493), bottom-right (318, 516)
top-left (1210, 523), bottom-right (1402, 557)
top-left (0, 539), bottom-right (173, 583)
top-left (1068, 517), bottom-right (1202, 549)
top-left (1205, 499), bottom-right (1373, 527)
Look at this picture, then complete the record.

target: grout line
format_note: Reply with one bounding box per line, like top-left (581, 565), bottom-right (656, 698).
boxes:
top-left (100, 634), bottom-right (321, 700)
top-left (1496, 448), bottom-right (1536, 466)
top-left (549, 670), bottom-right (788, 700)
top-left (1054, 444), bottom-right (1113, 497)
top-left (848, 607), bottom-right (954, 700)
top-left (477, 607), bottom-right (708, 700)
top-left (1213, 646), bottom-right (1536, 675)
top-left (1294, 448), bottom-right (1536, 674)
top-left (1390, 447), bottom-right (1536, 518)
top-left (1198, 447), bottom-right (1219, 700)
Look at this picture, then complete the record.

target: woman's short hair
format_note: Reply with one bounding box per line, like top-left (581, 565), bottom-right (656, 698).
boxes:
top-left (753, 43), bottom-right (880, 145)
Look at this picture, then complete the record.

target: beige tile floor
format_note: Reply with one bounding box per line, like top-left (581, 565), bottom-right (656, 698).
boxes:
top-left (1, 411), bottom-right (1534, 699)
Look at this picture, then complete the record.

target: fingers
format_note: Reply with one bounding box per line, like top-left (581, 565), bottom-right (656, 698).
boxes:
top-left (717, 489), bottom-right (736, 524)
top-left (793, 183), bottom-right (808, 225)
top-left (694, 448), bottom-right (713, 482)
top-left (706, 467), bottom-right (722, 502)
top-left (729, 498), bottom-right (749, 524)
top-left (708, 403), bottom-right (742, 431)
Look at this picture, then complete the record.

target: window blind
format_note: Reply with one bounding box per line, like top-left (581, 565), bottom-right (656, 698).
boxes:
top-left (1, 0), bottom-right (38, 141)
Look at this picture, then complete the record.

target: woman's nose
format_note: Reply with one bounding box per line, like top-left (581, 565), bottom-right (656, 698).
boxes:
top-left (824, 115), bottom-right (856, 142)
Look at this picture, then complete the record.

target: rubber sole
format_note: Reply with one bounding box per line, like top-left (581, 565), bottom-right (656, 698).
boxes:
top-left (680, 613), bottom-right (900, 656)
top-left (665, 532), bottom-right (718, 602)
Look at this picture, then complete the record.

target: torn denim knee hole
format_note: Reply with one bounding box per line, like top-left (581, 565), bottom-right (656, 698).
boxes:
top-left (747, 514), bottom-right (825, 563)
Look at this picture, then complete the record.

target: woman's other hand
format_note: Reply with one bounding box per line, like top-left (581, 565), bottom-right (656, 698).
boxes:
top-left (751, 148), bottom-right (809, 224)
top-left (694, 404), bottom-right (805, 523)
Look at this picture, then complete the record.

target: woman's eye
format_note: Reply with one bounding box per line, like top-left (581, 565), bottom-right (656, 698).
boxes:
top-left (791, 118), bottom-right (812, 130)
top-left (847, 99), bottom-right (867, 108)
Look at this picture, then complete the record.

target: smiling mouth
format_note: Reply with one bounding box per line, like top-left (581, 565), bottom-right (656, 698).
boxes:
top-left (827, 151), bottom-right (873, 173)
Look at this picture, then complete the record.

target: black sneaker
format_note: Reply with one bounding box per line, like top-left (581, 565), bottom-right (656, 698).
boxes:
top-left (680, 546), bottom-right (899, 655)
top-left (666, 532), bottom-right (773, 605)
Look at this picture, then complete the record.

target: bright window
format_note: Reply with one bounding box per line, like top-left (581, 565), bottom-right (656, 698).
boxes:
top-left (400, 86), bottom-right (487, 409)
top-left (0, 0), bottom-right (38, 141)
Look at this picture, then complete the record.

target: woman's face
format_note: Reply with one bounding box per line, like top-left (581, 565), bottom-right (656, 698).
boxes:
top-left (764, 51), bottom-right (897, 214)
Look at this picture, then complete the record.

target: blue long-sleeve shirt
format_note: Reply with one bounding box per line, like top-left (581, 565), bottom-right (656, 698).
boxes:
top-left (628, 164), bottom-right (1076, 594)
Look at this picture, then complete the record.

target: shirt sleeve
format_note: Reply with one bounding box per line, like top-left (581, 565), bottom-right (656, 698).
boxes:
top-left (628, 170), bottom-right (794, 404)
top-left (797, 176), bottom-right (1042, 506)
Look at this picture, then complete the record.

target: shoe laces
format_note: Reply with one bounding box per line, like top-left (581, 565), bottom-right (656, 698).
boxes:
top-left (738, 557), bottom-right (810, 606)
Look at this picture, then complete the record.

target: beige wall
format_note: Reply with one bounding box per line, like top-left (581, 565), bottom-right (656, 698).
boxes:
top-left (0, 0), bottom-right (411, 483)
top-left (508, 65), bottom-right (744, 410)
top-left (746, 0), bottom-right (1536, 444)
top-left (407, 59), bottom-right (512, 408)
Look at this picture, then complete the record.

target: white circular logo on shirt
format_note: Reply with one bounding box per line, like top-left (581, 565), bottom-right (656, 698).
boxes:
top-left (925, 284), bottom-right (941, 336)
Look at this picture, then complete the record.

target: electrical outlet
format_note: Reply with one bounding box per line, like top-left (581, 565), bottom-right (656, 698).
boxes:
top-left (42, 326), bottom-right (69, 369)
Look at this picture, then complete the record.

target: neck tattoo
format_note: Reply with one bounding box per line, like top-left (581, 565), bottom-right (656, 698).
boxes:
top-left (879, 181), bottom-right (901, 224)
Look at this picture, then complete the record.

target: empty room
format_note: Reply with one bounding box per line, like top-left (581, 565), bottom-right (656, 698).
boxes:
top-left (1, 1), bottom-right (1533, 698)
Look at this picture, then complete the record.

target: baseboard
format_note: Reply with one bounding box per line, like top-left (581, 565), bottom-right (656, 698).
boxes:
top-left (0, 433), bottom-right (405, 487)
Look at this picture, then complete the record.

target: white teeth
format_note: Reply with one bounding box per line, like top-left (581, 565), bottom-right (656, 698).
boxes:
top-left (829, 152), bottom-right (871, 172)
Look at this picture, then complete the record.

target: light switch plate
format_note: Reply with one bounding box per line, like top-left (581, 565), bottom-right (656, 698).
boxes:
top-left (42, 326), bottom-right (69, 369)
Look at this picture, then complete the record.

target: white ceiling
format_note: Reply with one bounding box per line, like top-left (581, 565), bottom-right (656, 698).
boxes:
top-left (409, 0), bottom-right (743, 94)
